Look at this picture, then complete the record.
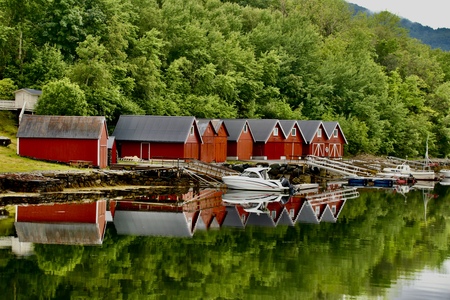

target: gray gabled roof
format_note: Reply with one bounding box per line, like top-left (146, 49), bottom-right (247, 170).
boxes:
top-left (276, 208), bottom-right (295, 226)
top-left (247, 119), bottom-right (285, 142)
top-left (322, 121), bottom-right (348, 144)
top-left (296, 202), bottom-right (320, 224)
top-left (17, 115), bottom-right (106, 139)
top-left (246, 212), bottom-right (276, 227)
top-left (14, 88), bottom-right (42, 96)
top-left (15, 222), bottom-right (103, 245)
top-left (297, 120), bottom-right (323, 143)
top-left (196, 118), bottom-right (212, 136)
top-left (112, 115), bottom-right (200, 143)
top-left (107, 136), bottom-right (115, 149)
top-left (221, 206), bottom-right (245, 228)
top-left (113, 210), bottom-right (195, 237)
top-left (210, 119), bottom-right (228, 136)
top-left (222, 119), bottom-right (253, 142)
top-left (319, 206), bottom-right (337, 223)
top-left (279, 120), bottom-right (306, 142)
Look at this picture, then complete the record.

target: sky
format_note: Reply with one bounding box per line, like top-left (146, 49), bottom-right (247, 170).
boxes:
top-left (346, 0), bottom-right (450, 29)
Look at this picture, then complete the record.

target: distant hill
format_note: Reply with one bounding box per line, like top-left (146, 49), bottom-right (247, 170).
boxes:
top-left (349, 3), bottom-right (450, 51)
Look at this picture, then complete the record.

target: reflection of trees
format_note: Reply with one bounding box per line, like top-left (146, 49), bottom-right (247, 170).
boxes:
top-left (34, 244), bottom-right (84, 276)
top-left (0, 190), bottom-right (449, 298)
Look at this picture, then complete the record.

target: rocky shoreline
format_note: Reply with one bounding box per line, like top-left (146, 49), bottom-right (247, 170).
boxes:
top-left (0, 162), bottom-right (321, 207)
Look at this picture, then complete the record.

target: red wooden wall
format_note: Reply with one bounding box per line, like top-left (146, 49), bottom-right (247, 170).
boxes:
top-left (19, 138), bottom-right (101, 167)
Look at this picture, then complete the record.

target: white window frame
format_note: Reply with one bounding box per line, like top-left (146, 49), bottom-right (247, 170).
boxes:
top-left (190, 126), bottom-right (194, 135)
top-left (331, 205), bottom-right (337, 215)
top-left (273, 127), bottom-right (279, 136)
top-left (291, 128), bottom-right (296, 136)
top-left (317, 128), bottom-right (322, 138)
top-left (289, 208), bottom-right (295, 218)
top-left (315, 206), bottom-right (320, 216)
top-left (244, 124), bottom-right (248, 133)
top-left (333, 129), bottom-right (338, 138)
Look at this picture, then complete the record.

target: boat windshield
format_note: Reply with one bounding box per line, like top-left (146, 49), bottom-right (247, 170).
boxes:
top-left (240, 170), bottom-right (261, 178)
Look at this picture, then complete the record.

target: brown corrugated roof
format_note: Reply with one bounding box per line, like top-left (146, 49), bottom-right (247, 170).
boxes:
top-left (17, 115), bottom-right (106, 139)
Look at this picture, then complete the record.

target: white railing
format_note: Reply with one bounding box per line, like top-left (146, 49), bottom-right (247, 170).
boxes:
top-left (0, 100), bottom-right (16, 110)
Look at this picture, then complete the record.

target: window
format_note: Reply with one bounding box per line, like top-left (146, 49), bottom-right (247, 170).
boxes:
top-left (333, 129), bottom-right (338, 138)
top-left (331, 205), bottom-right (336, 215)
top-left (244, 124), bottom-right (248, 133)
top-left (317, 128), bottom-right (322, 138)
top-left (273, 127), bottom-right (279, 136)
top-left (291, 128), bottom-right (296, 136)
top-left (289, 208), bottom-right (295, 218)
top-left (190, 126), bottom-right (194, 135)
top-left (271, 210), bottom-right (276, 219)
top-left (315, 206), bottom-right (320, 216)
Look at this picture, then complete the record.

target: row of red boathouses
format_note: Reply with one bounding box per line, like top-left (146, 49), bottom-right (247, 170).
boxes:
top-left (16, 115), bottom-right (347, 168)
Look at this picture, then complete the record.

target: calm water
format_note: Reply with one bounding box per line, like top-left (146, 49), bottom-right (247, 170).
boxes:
top-left (1, 181), bottom-right (449, 299)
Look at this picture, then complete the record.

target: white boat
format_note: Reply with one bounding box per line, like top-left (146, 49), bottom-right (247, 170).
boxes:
top-left (222, 167), bottom-right (291, 192)
top-left (379, 164), bottom-right (436, 181)
top-left (439, 169), bottom-right (450, 178)
top-left (222, 190), bottom-right (286, 204)
top-left (439, 170), bottom-right (450, 185)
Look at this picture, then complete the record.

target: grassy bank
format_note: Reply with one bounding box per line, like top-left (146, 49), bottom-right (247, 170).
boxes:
top-left (0, 111), bottom-right (75, 173)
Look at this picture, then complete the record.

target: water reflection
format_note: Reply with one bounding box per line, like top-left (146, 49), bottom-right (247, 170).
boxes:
top-left (1, 181), bottom-right (450, 299)
top-left (8, 186), bottom-right (361, 242)
top-left (15, 201), bottom-right (107, 245)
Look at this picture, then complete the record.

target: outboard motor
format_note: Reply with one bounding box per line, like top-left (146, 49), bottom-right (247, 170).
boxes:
top-left (280, 176), bottom-right (295, 195)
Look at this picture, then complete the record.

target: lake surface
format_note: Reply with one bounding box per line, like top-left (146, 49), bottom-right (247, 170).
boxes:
top-left (0, 181), bottom-right (449, 299)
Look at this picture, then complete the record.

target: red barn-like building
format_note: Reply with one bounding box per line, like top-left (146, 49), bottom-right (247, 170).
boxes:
top-left (322, 121), bottom-right (347, 158)
top-left (223, 119), bottom-right (254, 160)
top-left (279, 120), bottom-right (304, 160)
top-left (112, 115), bottom-right (202, 160)
top-left (297, 120), bottom-right (328, 157)
top-left (17, 115), bottom-right (109, 168)
top-left (197, 119), bottom-right (229, 163)
top-left (247, 119), bottom-right (286, 160)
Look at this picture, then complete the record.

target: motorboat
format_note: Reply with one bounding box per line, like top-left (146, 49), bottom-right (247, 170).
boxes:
top-left (439, 170), bottom-right (450, 185)
top-left (221, 167), bottom-right (291, 192)
top-left (221, 190), bottom-right (287, 204)
top-left (378, 163), bottom-right (436, 181)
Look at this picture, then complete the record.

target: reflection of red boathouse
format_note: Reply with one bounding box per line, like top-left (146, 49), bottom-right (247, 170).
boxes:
top-left (111, 189), bottom-right (224, 237)
top-left (15, 201), bottom-right (107, 245)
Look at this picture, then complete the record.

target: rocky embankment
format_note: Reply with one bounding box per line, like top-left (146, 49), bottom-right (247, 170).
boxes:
top-left (0, 162), bottom-right (326, 207)
top-left (0, 168), bottom-right (195, 207)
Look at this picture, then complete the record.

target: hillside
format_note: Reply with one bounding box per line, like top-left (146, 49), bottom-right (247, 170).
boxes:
top-left (1, 0), bottom-right (450, 158)
top-left (349, 3), bottom-right (450, 50)
top-left (0, 111), bottom-right (74, 173)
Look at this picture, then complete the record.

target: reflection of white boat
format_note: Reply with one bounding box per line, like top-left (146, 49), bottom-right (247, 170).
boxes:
top-left (222, 167), bottom-right (290, 192)
top-left (222, 190), bottom-right (286, 204)
top-left (379, 164), bottom-right (436, 181)
top-left (439, 169), bottom-right (450, 178)
top-left (291, 183), bottom-right (319, 194)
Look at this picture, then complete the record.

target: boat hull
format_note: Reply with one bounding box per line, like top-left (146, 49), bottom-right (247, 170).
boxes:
top-left (222, 176), bottom-right (289, 192)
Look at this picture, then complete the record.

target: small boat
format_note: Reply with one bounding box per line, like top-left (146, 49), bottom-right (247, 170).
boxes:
top-left (439, 171), bottom-right (450, 185)
top-left (222, 167), bottom-right (291, 192)
top-left (221, 190), bottom-right (287, 204)
top-left (439, 169), bottom-right (450, 178)
top-left (379, 163), bottom-right (436, 181)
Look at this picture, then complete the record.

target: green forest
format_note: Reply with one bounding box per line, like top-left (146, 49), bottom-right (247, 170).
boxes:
top-left (1, 0), bottom-right (450, 158)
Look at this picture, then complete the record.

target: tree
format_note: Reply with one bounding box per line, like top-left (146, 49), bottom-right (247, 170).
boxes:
top-left (0, 78), bottom-right (17, 99)
top-left (35, 78), bottom-right (88, 116)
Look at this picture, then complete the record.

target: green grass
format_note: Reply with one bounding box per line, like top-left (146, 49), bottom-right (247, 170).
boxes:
top-left (0, 111), bottom-right (76, 173)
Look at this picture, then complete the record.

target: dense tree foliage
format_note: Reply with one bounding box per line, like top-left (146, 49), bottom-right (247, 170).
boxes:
top-left (0, 0), bottom-right (449, 157)
top-left (0, 187), bottom-right (450, 298)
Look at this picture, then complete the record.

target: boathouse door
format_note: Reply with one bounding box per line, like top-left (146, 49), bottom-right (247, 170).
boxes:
top-left (312, 143), bottom-right (325, 157)
top-left (140, 142), bottom-right (150, 160)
